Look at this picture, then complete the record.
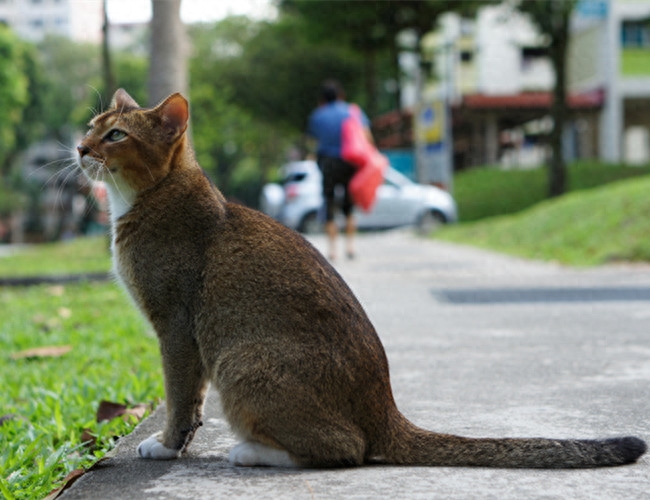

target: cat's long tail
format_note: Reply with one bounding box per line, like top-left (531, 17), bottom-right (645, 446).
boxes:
top-left (383, 420), bottom-right (647, 468)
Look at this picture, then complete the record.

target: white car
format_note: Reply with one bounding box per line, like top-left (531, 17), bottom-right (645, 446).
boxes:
top-left (260, 160), bottom-right (457, 234)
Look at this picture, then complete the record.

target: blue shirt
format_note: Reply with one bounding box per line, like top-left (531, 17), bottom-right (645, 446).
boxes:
top-left (308, 101), bottom-right (370, 158)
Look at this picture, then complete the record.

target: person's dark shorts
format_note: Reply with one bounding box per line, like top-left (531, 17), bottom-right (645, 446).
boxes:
top-left (317, 155), bottom-right (356, 222)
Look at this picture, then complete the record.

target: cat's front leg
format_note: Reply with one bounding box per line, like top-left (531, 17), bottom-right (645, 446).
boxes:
top-left (137, 431), bottom-right (181, 459)
top-left (138, 332), bottom-right (209, 459)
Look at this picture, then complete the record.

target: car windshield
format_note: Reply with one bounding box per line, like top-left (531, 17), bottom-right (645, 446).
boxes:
top-left (384, 168), bottom-right (413, 187)
top-left (282, 172), bottom-right (308, 185)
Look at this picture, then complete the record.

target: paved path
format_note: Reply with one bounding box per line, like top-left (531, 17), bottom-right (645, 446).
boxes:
top-left (61, 231), bottom-right (650, 499)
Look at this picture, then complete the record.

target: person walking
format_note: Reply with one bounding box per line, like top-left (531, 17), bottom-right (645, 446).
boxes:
top-left (307, 80), bottom-right (372, 261)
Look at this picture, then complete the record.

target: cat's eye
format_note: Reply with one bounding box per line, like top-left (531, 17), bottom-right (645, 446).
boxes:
top-left (105, 129), bottom-right (127, 142)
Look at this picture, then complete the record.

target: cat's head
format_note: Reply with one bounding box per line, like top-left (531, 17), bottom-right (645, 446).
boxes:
top-left (77, 89), bottom-right (189, 194)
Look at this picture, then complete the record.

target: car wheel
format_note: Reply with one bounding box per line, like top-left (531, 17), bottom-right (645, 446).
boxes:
top-left (416, 210), bottom-right (445, 235)
top-left (298, 211), bottom-right (323, 234)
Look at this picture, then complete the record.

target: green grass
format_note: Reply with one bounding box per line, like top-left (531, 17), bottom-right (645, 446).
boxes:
top-left (0, 240), bottom-right (163, 499)
top-left (454, 161), bottom-right (650, 222)
top-left (437, 175), bottom-right (650, 266)
top-left (0, 236), bottom-right (111, 277)
top-left (621, 48), bottom-right (650, 76)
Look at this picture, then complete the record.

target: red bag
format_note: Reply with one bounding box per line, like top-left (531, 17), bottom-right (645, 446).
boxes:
top-left (349, 149), bottom-right (388, 211)
top-left (340, 104), bottom-right (371, 167)
top-left (340, 104), bottom-right (387, 212)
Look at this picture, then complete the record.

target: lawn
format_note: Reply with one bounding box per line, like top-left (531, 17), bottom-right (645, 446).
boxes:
top-left (437, 174), bottom-right (650, 266)
top-left (453, 161), bottom-right (650, 222)
top-left (0, 236), bottom-right (111, 277)
top-left (0, 239), bottom-right (163, 499)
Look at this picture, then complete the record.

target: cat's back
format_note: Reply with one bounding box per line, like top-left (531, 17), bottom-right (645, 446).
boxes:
top-left (202, 202), bottom-right (377, 344)
top-left (207, 202), bottom-right (355, 308)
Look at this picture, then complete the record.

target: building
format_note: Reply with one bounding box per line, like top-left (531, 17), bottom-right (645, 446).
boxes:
top-left (0, 0), bottom-right (103, 43)
top-left (416, 0), bottom-right (650, 170)
top-left (596, 0), bottom-right (650, 164)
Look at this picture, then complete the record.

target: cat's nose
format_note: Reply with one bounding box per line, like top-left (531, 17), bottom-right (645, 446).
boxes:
top-left (77, 144), bottom-right (91, 157)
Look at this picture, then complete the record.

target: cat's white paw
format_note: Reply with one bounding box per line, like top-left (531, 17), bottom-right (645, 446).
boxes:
top-left (229, 441), bottom-right (296, 467)
top-left (137, 432), bottom-right (181, 459)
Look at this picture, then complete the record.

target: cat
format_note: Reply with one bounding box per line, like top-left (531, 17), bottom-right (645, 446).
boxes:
top-left (76, 88), bottom-right (647, 468)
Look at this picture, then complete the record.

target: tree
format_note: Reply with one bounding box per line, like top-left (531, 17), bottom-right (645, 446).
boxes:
top-left (0, 25), bottom-right (30, 175)
top-left (517, 0), bottom-right (578, 197)
top-left (216, 16), bottom-right (363, 130)
top-left (187, 18), bottom-right (301, 204)
top-left (280, 1), bottom-right (493, 117)
top-left (102, 0), bottom-right (117, 102)
top-left (148, 0), bottom-right (187, 106)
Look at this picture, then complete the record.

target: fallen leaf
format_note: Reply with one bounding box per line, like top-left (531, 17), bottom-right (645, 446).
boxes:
top-left (58, 307), bottom-right (72, 319)
top-left (96, 400), bottom-right (149, 423)
top-left (48, 285), bottom-right (65, 297)
top-left (43, 468), bottom-right (85, 500)
top-left (11, 345), bottom-right (73, 360)
top-left (80, 429), bottom-right (96, 447)
top-left (96, 401), bottom-right (127, 422)
top-left (32, 313), bottom-right (46, 324)
top-left (31, 314), bottom-right (63, 333)
top-left (0, 414), bottom-right (15, 425)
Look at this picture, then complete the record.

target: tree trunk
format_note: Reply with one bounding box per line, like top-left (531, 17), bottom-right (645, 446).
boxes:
top-left (363, 46), bottom-right (378, 118)
top-left (547, 5), bottom-right (569, 198)
top-left (148, 0), bottom-right (188, 106)
top-left (102, 0), bottom-right (116, 103)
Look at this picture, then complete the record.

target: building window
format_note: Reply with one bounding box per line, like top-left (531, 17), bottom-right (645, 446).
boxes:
top-left (460, 51), bottom-right (473, 64)
top-left (521, 46), bottom-right (549, 71)
top-left (621, 20), bottom-right (650, 48)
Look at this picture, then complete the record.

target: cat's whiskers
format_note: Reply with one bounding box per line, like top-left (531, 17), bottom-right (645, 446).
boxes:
top-left (88, 85), bottom-right (104, 115)
top-left (49, 159), bottom-right (83, 211)
top-left (144, 164), bottom-right (156, 183)
top-left (102, 164), bottom-right (132, 211)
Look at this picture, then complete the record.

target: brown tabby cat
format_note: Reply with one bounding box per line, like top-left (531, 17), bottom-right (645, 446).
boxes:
top-left (76, 88), bottom-right (646, 468)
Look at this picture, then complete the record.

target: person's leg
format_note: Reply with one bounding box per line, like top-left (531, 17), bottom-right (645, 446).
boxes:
top-left (325, 220), bottom-right (338, 261)
top-left (341, 161), bottom-right (357, 259)
top-left (319, 157), bottom-right (338, 260)
top-left (344, 214), bottom-right (356, 259)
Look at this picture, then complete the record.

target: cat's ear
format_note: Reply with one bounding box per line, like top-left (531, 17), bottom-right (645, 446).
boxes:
top-left (111, 88), bottom-right (140, 110)
top-left (156, 93), bottom-right (189, 142)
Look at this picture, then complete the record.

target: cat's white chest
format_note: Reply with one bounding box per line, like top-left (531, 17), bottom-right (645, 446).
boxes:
top-left (105, 181), bottom-right (137, 225)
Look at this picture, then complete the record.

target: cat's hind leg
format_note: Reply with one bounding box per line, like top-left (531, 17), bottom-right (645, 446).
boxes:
top-left (227, 406), bottom-right (367, 468)
top-left (229, 441), bottom-right (297, 467)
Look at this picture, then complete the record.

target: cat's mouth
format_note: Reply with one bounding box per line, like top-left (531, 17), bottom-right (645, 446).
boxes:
top-left (79, 156), bottom-right (110, 181)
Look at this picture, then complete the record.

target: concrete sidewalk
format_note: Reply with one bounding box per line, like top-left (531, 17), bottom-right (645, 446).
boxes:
top-left (61, 231), bottom-right (650, 499)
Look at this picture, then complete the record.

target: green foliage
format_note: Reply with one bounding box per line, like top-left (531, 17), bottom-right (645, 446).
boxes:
top-left (32, 36), bottom-right (146, 139)
top-left (111, 51), bottom-right (148, 110)
top-left (453, 161), bottom-right (650, 222)
top-left (437, 174), bottom-right (650, 266)
top-left (279, 1), bottom-right (493, 116)
top-left (0, 177), bottom-right (26, 216)
top-left (37, 36), bottom-right (104, 134)
top-left (188, 18), bottom-right (311, 204)
top-left (0, 238), bottom-right (163, 499)
top-left (0, 26), bottom-right (30, 170)
top-left (220, 16), bottom-right (363, 131)
top-left (621, 48), bottom-right (650, 76)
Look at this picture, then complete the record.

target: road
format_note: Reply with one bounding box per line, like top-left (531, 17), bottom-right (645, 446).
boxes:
top-left (61, 230), bottom-right (650, 499)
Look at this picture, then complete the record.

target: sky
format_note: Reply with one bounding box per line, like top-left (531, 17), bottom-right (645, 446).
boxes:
top-left (107, 0), bottom-right (276, 24)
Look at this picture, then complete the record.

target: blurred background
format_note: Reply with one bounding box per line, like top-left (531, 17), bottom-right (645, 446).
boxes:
top-left (0, 0), bottom-right (648, 244)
